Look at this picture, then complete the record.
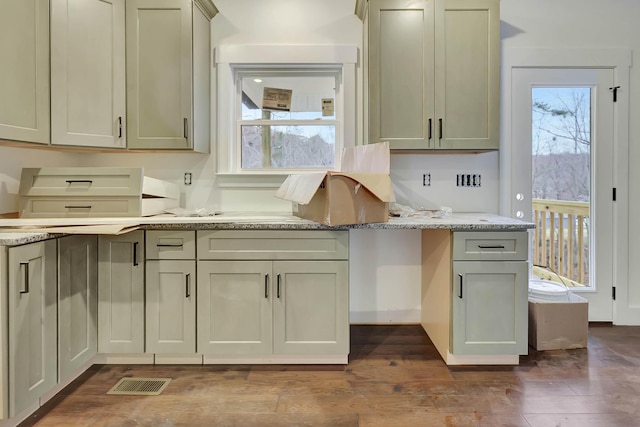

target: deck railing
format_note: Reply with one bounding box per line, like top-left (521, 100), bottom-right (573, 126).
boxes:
top-left (532, 199), bottom-right (590, 285)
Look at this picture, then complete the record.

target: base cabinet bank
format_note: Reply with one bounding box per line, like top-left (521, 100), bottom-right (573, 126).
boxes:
top-left (0, 215), bottom-right (532, 424)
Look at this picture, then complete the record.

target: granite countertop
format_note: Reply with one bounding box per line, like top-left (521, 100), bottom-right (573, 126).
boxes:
top-left (0, 212), bottom-right (534, 246)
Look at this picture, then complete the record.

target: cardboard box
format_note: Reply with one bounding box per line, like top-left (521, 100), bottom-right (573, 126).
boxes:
top-left (275, 143), bottom-right (395, 226)
top-left (528, 293), bottom-right (589, 351)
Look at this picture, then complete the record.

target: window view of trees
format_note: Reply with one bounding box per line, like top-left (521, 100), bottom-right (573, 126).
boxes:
top-left (532, 88), bottom-right (591, 202)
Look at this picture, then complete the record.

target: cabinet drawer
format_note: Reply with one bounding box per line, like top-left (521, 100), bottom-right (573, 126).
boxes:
top-left (19, 197), bottom-right (140, 218)
top-left (19, 167), bottom-right (143, 197)
top-left (453, 231), bottom-right (528, 261)
top-left (197, 230), bottom-right (349, 260)
top-left (146, 230), bottom-right (196, 259)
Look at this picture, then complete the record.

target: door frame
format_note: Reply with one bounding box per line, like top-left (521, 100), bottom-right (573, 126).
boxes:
top-left (500, 47), bottom-right (631, 324)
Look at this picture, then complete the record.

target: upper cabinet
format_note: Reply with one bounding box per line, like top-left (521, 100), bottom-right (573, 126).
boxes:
top-left (365, 0), bottom-right (500, 151)
top-left (126, 0), bottom-right (216, 152)
top-left (0, 0), bottom-right (50, 144)
top-left (51, 0), bottom-right (126, 149)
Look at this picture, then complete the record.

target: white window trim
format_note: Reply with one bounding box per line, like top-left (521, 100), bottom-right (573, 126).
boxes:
top-left (215, 44), bottom-right (358, 175)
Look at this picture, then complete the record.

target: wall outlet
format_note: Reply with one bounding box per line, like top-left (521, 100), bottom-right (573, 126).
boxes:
top-left (184, 172), bottom-right (192, 185)
top-left (422, 173), bottom-right (431, 186)
top-left (456, 173), bottom-right (481, 187)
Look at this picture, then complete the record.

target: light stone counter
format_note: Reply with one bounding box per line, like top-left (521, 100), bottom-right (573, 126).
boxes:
top-left (0, 212), bottom-right (533, 246)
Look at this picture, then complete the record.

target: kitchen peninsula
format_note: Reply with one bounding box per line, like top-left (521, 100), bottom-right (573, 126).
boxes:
top-left (0, 212), bottom-right (533, 423)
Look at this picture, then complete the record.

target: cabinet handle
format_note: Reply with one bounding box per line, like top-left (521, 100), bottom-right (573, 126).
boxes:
top-left (265, 274), bottom-right (269, 298)
top-left (118, 116), bottom-right (123, 138)
top-left (277, 274), bottom-right (281, 299)
top-left (133, 242), bottom-right (139, 266)
top-left (65, 180), bottom-right (93, 184)
top-left (185, 273), bottom-right (191, 298)
top-left (477, 245), bottom-right (505, 249)
top-left (64, 205), bottom-right (92, 209)
top-left (156, 243), bottom-right (183, 248)
top-left (428, 118), bottom-right (432, 140)
top-left (458, 273), bottom-right (463, 299)
top-left (20, 262), bottom-right (29, 294)
top-left (438, 118), bottom-right (443, 144)
top-left (183, 118), bottom-right (188, 139)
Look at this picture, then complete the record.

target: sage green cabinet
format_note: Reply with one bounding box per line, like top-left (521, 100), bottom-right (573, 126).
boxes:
top-left (98, 232), bottom-right (144, 353)
top-left (58, 235), bottom-right (98, 379)
top-left (367, 0), bottom-right (499, 150)
top-left (50, 0), bottom-right (126, 148)
top-left (0, 0), bottom-right (50, 144)
top-left (126, 0), bottom-right (216, 152)
top-left (450, 232), bottom-right (529, 355)
top-left (8, 240), bottom-right (57, 417)
top-left (197, 260), bottom-right (349, 356)
top-left (145, 260), bottom-right (196, 354)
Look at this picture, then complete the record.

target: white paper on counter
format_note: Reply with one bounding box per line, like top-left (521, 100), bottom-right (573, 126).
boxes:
top-left (340, 142), bottom-right (390, 174)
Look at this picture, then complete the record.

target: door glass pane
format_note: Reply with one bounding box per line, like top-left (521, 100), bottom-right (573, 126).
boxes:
top-left (531, 87), bottom-right (592, 287)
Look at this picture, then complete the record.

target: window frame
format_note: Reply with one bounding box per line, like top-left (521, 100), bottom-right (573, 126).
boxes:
top-left (214, 44), bottom-right (358, 176)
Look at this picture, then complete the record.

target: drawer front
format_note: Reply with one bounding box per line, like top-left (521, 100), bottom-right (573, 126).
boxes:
top-left (146, 230), bottom-right (196, 259)
top-left (453, 231), bottom-right (528, 261)
top-left (197, 230), bottom-right (349, 260)
top-left (19, 167), bottom-right (143, 197)
top-left (19, 197), bottom-right (140, 218)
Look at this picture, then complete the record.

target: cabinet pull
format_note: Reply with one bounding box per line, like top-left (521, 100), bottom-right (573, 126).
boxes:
top-left (156, 243), bottom-right (183, 248)
top-left (277, 274), bottom-right (281, 299)
top-left (185, 273), bottom-right (191, 298)
top-left (458, 274), bottom-right (463, 299)
top-left (265, 274), bottom-right (269, 298)
top-left (183, 118), bottom-right (188, 139)
top-left (428, 118), bottom-right (432, 140)
top-left (133, 242), bottom-right (139, 266)
top-left (118, 116), bottom-right (123, 138)
top-left (477, 245), bottom-right (505, 249)
top-left (20, 262), bottom-right (29, 294)
top-left (65, 180), bottom-right (93, 184)
top-left (64, 205), bottom-right (92, 209)
top-left (438, 118), bottom-right (443, 144)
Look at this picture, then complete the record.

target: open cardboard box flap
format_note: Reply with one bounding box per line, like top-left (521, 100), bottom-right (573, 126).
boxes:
top-left (275, 172), bottom-right (395, 205)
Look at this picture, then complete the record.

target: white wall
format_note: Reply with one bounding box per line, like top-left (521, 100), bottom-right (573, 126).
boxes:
top-left (1, 0), bottom-right (638, 323)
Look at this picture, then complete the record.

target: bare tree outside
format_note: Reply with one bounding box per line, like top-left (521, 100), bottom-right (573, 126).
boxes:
top-left (531, 87), bottom-right (591, 285)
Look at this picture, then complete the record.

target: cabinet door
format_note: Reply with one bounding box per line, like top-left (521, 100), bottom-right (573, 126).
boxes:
top-left (197, 261), bottom-right (273, 354)
top-left (146, 260), bottom-right (196, 353)
top-left (8, 240), bottom-right (57, 417)
top-left (451, 261), bottom-right (528, 355)
top-left (368, 0), bottom-right (435, 149)
top-left (50, 0), bottom-right (125, 148)
top-left (98, 232), bottom-right (144, 353)
top-left (58, 235), bottom-right (98, 379)
top-left (434, 0), bottom-right (500, 150)
top-left (0, 0), bottom-right (49, 144)
top-left (126, 0), bottom-right (193, 150)
top-left (273, 261), bottom-right (349, 355)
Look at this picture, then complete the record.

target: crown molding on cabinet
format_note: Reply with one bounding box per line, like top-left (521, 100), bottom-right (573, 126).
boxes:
top-left (194, 0), bottom-right (219, 20)
top-left (354, 0), bottom-right (368, 20)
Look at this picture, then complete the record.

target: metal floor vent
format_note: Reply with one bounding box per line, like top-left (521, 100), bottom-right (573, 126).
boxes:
top-left (107, 377), bottom-right (171, 396)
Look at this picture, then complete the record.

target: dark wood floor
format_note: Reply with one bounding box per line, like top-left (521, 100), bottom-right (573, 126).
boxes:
top-left (19, 324), bottom-right (640, 427)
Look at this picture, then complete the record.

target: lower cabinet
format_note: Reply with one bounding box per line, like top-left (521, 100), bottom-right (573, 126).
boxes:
top-left (97, 232), bottom-right (145, 353)
top-left (57, 235), bottom-right (98, 379)
top-left (145, 260), bottom-right (196, 354)
top-left (450, 231), bottom-right (529, 356)
top-left (197, 260), bottom-right (349, 356)
top-left (8, 240), bottom-right (57, 417)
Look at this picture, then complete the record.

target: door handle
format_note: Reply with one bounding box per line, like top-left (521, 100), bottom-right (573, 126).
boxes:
top-left (428, 118), bottom-right (432, 140)
top-left (458, 273), bottom-right (463, 299)
top-left (277, 274), bottom-right (281, 299)
top-left (20, 262), bottom-right (29, 294)
top-left (133, 242), bottom-right (139, 266)
top-left (185, 273), bottom-right (191, 298)
top-left (265, 274), bottom-right (269, 298)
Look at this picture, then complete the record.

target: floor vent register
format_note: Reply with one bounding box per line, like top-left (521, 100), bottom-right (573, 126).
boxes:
top-left (106, 377), bottom-right (172, 396)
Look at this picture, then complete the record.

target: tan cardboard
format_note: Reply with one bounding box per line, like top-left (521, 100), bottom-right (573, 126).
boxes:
top-left (528, 292), bottom-right (589, 351)
top-left (275, 143), bottom-right (395, 226)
